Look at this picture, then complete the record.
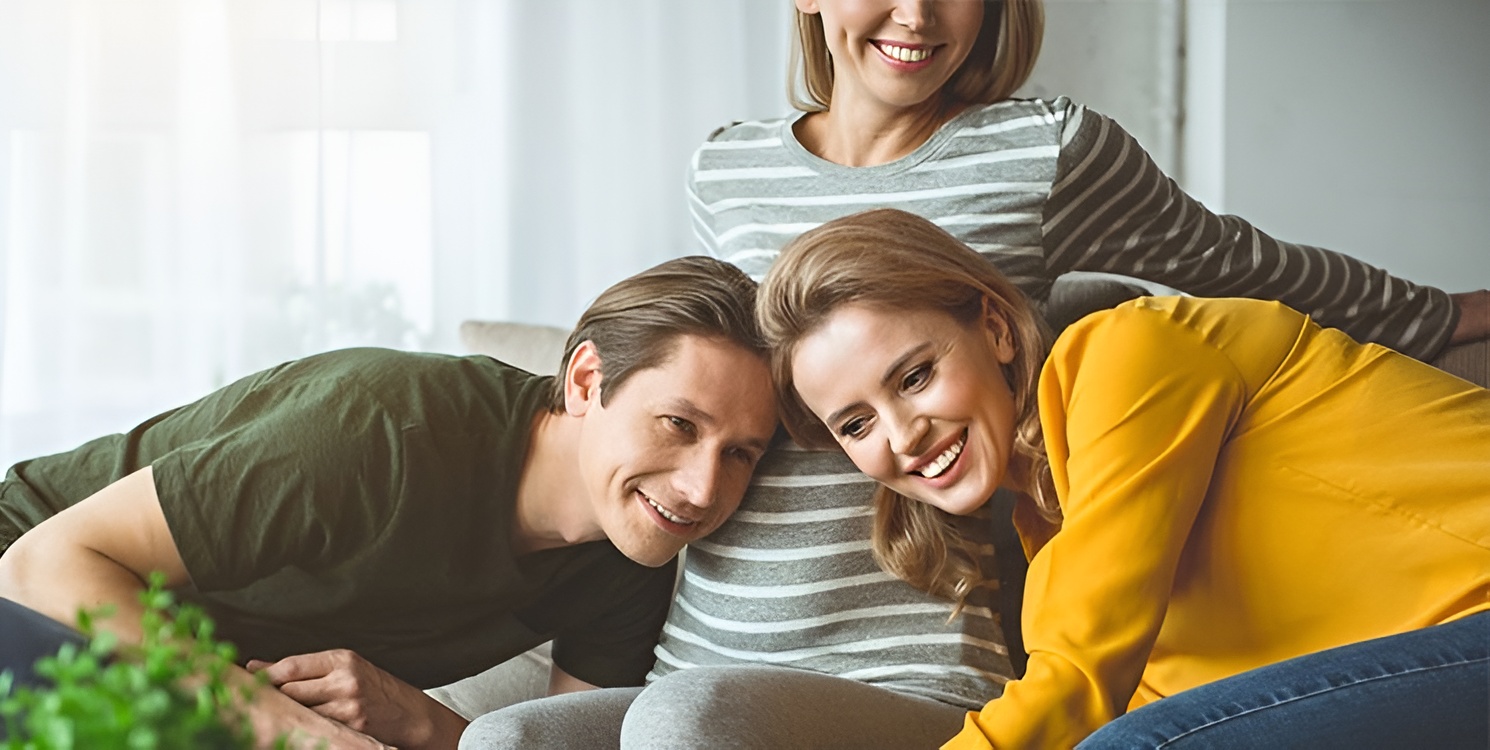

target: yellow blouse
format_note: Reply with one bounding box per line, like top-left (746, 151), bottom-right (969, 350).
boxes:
top-left (947, 297), bottom-right (1490, 749)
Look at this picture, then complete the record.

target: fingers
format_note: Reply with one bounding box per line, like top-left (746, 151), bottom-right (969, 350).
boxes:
top-left (307, 698), bottom-right (373, 734)
top-left (276, 672), bottom-right (349, 708)
top-left (249, 648), bottom-right (360, 687)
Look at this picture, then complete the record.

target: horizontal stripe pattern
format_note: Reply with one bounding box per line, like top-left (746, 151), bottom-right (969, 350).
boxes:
top-left (1039, 107), bottom-right (1453, 358)
top-left (650, 441), bottom-right (1012, 711)
top-left (658, 95), bottom-right (1454, 712)
top-left (686, 96), bottom-right (1452, 356)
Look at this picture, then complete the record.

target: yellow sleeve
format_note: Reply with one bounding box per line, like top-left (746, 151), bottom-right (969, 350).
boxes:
top-left (946, 301), bottom-right (1250, 749)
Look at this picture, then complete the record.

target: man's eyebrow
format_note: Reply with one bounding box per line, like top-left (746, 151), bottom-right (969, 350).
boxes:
top-left (824, 342), bottom-right (934, 428)
top-left (667, 399), bottom-right (716, 428)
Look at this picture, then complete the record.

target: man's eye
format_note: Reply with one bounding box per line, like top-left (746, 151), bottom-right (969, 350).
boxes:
top-left (901, 364), bottom-right (932, 392)
top-left (729, 448), bottom-right (759, 466)
top-left (666, 416), bottom-right (696, 435)
top-left (838, 416), bottom-right (870, 439)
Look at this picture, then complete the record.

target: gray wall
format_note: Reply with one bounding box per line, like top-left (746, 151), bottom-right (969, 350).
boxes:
top-left (1221, 0), bottom-right (1489, 291)
top-left (1024, 0), bottom-right (1487, 293)
top-left (1022, 0), bottom-right (1180, 175)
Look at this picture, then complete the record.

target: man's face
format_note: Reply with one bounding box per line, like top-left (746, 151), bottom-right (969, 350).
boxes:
top-left (571, 335), bottom-right (778, 567)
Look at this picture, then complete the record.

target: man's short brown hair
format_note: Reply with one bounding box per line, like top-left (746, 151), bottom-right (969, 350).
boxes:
top-left (547, 256), bottom-right (765, 412)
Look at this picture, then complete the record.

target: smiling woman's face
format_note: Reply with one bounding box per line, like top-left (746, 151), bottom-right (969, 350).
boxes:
top-left (790, 301), bottom-right (1018, 516)
top-left (797, 0), bottom-right (985, 114)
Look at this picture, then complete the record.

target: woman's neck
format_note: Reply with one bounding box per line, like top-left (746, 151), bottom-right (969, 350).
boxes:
top-left (795, 94), bottom-right (965, 167)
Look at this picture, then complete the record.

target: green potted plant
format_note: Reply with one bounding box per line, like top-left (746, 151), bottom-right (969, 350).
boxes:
top-left (0, 573), bottom-right (268, 749)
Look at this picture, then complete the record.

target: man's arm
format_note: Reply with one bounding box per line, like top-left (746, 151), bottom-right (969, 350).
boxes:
top-left (0, 466), bottom-right (390, 750)
top-left (249, 649), bottom-right (472, 750)
top-left (244, 648), bottom-right (604, 749)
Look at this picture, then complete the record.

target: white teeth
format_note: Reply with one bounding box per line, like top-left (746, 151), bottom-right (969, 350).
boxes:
top-left (644, 494), bottom-right (694, 525)
top-left (918, 436), bottom-right (964, 479)
top-left (880, 43), bottom-right (931, 63)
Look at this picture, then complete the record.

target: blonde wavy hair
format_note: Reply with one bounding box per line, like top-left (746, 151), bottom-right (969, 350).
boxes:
top-left (757, 208), bottom-right (1058, 606)
top-left (789, 0), bottom-right (1045, 113)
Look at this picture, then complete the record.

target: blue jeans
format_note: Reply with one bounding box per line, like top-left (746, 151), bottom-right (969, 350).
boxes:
top-left (0, 597), bottom-right (87, 690)
top-left (1078, 611), bottom-right (1490, 749)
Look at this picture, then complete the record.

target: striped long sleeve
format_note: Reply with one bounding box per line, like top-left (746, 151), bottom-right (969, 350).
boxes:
top-left (1044, 103), bottom-right (1455, 359)
top-left (686, 97), bottom-right (1456, 359)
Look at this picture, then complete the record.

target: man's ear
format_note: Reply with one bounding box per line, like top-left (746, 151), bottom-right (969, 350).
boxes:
top-left (981, 296), bottom-right (1017, 365)
top-left (563, 341), bottom-right (605, 417)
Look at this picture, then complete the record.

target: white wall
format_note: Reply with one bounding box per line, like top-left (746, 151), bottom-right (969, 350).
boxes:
top-left (1025, 0), bottom-right (1488, 294)
top-left (1022, 0), bottom-right (1181, 174)
top-left (1219, 0), bottom-right (1490, 291)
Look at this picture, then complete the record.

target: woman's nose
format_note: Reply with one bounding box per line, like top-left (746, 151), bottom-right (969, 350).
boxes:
top-left (887, 411), bottom-right (930, 456)
top-left (890, 0), bottom-right (936, 32)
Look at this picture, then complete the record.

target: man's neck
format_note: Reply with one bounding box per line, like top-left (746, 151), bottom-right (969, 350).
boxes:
top-left (510, 409), bottom-right (605, 556)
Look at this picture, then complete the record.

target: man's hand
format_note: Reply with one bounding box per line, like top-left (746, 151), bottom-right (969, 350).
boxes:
top-left (248, 649), bottom-right (468, 750)
top-left (1449, 289), bottom-right (1489, 344)
top-left (246, 680), bottom-right (398, 750)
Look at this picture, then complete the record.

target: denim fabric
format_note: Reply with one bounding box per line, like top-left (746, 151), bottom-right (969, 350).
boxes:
top-left (1078, 611), bottom-right (1490, 749)
top-left (0, 597), bottom-right (86, 691)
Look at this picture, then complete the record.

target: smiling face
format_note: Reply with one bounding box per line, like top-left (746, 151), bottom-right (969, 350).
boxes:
top-left (570, 334), bottom-right (778, 567)
top-left (790, 301), bottom-right (1017, 516)
top-left (798, 0), bottom-right (985, 114)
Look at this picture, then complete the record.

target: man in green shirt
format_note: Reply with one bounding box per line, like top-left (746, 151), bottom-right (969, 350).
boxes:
top-left (0, 256), bottom-right (778, 750)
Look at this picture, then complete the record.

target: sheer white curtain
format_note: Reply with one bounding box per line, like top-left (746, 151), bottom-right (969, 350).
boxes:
top-left (0, 0), bottom-right (791, 467)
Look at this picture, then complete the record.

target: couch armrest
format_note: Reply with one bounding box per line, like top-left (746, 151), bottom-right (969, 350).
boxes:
top-left (1431, 339), bottom-right (1489, 388)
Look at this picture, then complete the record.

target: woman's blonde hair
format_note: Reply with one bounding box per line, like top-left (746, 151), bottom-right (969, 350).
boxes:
top-left (788, 0), bottom-right (1045, 113)
top-left (757, 208), bottom-right (1057, 606)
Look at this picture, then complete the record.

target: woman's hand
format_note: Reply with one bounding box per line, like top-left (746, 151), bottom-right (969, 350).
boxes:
top-left (1449, 289), bottom-right (1489, 344)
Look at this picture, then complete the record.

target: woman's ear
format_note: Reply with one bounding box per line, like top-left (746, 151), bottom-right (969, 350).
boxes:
top-left (981, 296), bottom-right (1017, 365)
top-left (795, 0), bottom-right (820, 14)
top-left (563, 341), bottom-right (605, 417)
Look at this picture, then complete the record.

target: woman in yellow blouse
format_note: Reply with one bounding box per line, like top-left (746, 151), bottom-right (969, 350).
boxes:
top-left (757, 208), bottom-right (1490, 749)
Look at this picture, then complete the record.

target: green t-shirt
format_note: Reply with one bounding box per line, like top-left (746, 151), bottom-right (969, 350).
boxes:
top-left (0, 348), bottom-right (675, 689)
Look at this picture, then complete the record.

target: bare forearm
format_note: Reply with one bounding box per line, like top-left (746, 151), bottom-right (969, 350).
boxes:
top-left (0, 543), bottom-right (348, 747)
top-left (0, 531), bottom-right (152, 642)
top-left (237, 672), bottom-right (395, 750)
top-left (409, 698), bottom-right (468, 750)
top-left (0, 466), bottom-right (187, 642)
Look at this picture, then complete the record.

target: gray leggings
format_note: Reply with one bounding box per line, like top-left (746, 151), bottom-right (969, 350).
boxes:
top-left (458, 665), bottom-right (968, 749)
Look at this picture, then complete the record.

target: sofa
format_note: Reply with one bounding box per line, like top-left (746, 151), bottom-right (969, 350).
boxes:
top-left (426, 275), bottom-right (1490, 720)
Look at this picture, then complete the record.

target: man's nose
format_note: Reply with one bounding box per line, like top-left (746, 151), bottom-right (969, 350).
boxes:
top-left (673, 450), bottom-right (724, 508)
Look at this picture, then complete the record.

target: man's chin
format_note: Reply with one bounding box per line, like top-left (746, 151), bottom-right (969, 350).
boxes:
top-left (622, 549), bottom-right (681, 568)
top-left (613, 537), bottom-right (685, 568)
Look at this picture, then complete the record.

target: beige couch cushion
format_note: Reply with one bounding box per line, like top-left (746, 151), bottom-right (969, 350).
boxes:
top-left (459, 320), bottom-right (568, 376)
top-left (1432, 339), bottom-right (1489, 388)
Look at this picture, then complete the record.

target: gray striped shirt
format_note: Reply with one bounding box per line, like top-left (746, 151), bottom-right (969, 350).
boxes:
top-left (687, 96), bottom-right (1454, 359)
top-left (650, 443), bottom-right (1011, 710)
top-left (649, 97), bottom-right (1456, 710)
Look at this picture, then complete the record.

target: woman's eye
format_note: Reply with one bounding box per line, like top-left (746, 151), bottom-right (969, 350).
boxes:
top-left (901, 364), bottom-right (932, 392)
top-left (838, 416), bottom-right (870, 439)
top-left (666, 416), bottom-right (696, 435)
